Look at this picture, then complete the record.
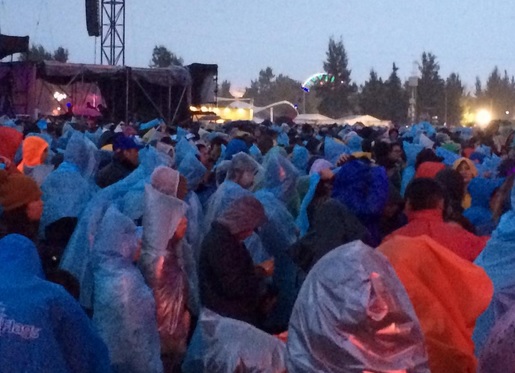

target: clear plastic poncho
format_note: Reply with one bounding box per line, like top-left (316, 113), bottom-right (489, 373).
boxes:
top-left (40, 131), bottom-right (100, 235)
top-left (182, 308), bottom-right (286, 373)
top-left (291, 144), bottom-right (309, 175)
top-left (140, 181), bottom-right (192, 359)
top-left (401, 141), bottom-right (423, 196)
top-left (287, 240), bottom-right (430, 373)
top-left (92, 206), bottom-right (163, 373)
top-left (60, 146), bottom-right (172, 309)
top-left (324, 136), bottom-right (351, 165)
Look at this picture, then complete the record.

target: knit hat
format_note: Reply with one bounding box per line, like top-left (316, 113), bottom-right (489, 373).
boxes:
top-left (0, 170), bottom-right (42, 212)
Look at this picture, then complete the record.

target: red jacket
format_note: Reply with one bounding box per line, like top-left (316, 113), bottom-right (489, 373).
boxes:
top-left (384, 209), bottom-right (488, 261)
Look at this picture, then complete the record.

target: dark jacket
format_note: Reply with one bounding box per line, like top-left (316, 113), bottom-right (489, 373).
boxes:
top-left (96, 156), bottom-right (137, 188)
top-left (199, 222), bottom-right (265, 325)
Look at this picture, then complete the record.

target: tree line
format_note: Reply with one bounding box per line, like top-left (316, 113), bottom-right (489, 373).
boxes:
top-left (17, 42), bottom-right (515, 125)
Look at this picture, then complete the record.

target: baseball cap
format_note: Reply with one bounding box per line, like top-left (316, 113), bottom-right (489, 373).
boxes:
top-left (112, 133), bottom-right (144, 152)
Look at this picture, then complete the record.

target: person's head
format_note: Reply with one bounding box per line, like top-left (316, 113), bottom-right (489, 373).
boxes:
top-left (21, 136), bottom-right (49, 168)
top-left (226, 152), bottom-right (260, 189)
top-left (453, 158), bottom-right (477, 185)
top-left (388, 128), bottom-right (399, 141)
top-left (209, 136), bottom-right (227, 163)
top-left (415, 149), bottom-right (442, 170)
top-left (216, 195), bottom-right (266, 241)
top-left (388, 142), bottom-right (404, 163)
top-left (405, 178), bottom-right (445, 213)
top-left (0, 170), bottom-right (43, 240)
top-left (113, 133), bottom-right (142, 167)
top-left (196, 143), bottom-right (211, 167)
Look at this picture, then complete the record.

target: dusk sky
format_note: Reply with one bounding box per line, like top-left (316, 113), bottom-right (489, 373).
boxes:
top-left (1, 0), bottom-right (514, 92)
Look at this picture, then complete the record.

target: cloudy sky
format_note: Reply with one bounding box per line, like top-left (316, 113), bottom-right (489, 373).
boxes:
top-left (1, 0), bottom-right (514, 91)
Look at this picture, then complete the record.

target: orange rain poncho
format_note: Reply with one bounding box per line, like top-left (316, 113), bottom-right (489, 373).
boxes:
top-left (379, 235), bottom-right (493, 373)
top-left (17, 136), bottom-right (48, 172)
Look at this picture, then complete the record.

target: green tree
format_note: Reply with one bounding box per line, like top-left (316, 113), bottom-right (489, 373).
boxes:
top-left (445, 73), bottom-right (464, 125)
top-left (359, 69), bottom-right (387, 119)
top-left (149, 45), bottom-right (183, 68)
top-left (316, 37), bottom-right (355, 118)
top-left (53, 47), bottom-right (69, 63)
top-left (417, 52), bottom-right (445, 122)
top-left (219, 80), bottom-right (232, 97)
top-left (18, 44), bottom-right (52, 62)
top-left (478, 67), bottom-right (515, 119)
top-left (385, 63), bottom-right (408, 125)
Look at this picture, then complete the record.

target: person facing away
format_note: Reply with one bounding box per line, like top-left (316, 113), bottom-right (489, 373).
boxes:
top-left (384, 178), bottom-right (488, 262)
top-left (96, 133), bottom-right (142, 188)
top-left (199, 195), bottom-right (272, 328)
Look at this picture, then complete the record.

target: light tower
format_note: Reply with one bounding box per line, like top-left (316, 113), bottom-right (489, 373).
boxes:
top-left (100, 0), bottom-right (125, 65)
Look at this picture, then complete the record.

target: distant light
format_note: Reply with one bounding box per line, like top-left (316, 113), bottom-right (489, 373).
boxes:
top-left (189, 106), bottom-right (198, 111)
top-left (506, 111), bottom-right (510, 115)
top-left (476, 109), bottom-right (492, 128)
top-left (302, 86), bottom-right (309, 92)
top-left (53, 91), bottom-right (67, 102)
top-left (200, 106), bottom-right (208, 112)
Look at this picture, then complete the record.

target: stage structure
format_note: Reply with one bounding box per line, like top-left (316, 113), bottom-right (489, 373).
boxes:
top-left (101, 0), bottom-right (125, 66)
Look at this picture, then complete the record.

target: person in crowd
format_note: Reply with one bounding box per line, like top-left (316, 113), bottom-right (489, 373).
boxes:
top-left (453, 157), bottom-right (479, 209)
top-left (379, 235), bottom-right (492, 373)
top-left (199, 195), bottom-right (273, 328)
top-left (0, 126), bottom-right (23, 172)
top-left (17, 136), bottom-right (53, 185)
top-left (0, 169), bottom-right (43, 241)
top-left (96, 133), bottom-right (142, 188)
top-left (384, 178), bottom-right (488, 261)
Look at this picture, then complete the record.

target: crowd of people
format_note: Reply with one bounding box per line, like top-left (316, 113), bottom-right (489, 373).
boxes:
top-left (2, 112), bottom-right (515, 372)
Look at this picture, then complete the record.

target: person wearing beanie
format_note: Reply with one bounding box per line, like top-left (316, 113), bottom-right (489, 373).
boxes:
top-left (0, 170), bottom-right (43, 241)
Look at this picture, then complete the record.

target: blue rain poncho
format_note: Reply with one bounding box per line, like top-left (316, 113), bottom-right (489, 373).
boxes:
top-left (258, 150), bottom-right (300, 215)
top-left (324, 136), bottom-right (351, 165)
top-left (436, 146), bottom-right (460, 166)
top-left (474, 183), bottom-right (515, 354)
top-left (182, 309), bottom-right (286, 373)
top-left (295, 173), bottom-right (321, 237)
top-left (140, 181), bottom-right (192, 356)
top-left (464, 177), bottom-right (504, 236)
top-left (332, 160), bottom-right (389, 246)
top-left (175, 137), bottom-right (199, 167)
top-left (287, 240), bottom-right (430, 373)
top-left (346, 133), bottom-right (363, 153)
top-left (255, 190), bottom-right (300, 328)
top-left (92, 207), bottom-right (163, 373)
top-left (40, 132), bottom-right (99, 235)
top-left (60, 146), bottom-right (172, 309)
top-left (401, 141), bottom-right (424, 196)
top-left (408, 121), bottom-right (436, 138)
top-left (85, 127), bottom-right (103, 147)
top-left (224, 138), bottom-right (249, 160)
top-left (0, 234), bottom-right (111, 373)
top-left (249, 143), bottom-right (263, 163)
top-left (291, 144), bottom-right (309, 175)
top-left (178, 151), bottom-right (207, 191)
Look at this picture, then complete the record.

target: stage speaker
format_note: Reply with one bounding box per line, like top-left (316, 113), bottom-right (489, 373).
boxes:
top-left (85, 0), bottom-right (100, 37)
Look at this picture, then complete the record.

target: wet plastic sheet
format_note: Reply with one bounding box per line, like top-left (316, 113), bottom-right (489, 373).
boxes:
top-left (182, 309), bottom-right (287, 373)
top-left (287, 240), bottom-right (430, 373)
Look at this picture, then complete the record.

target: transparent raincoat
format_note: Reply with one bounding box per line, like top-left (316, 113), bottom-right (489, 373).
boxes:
top-left (92, 206), bottom-right (163, 373)
top-left (140, 176), bottom-right (191, 360)
top-left (400, 141), bottom-right (423, 196)
top-left (324, 136), bottom-right (351, 165)
top-left (60, 146), bottom-right (172, 309)
top-left (183, 308), bottom-right (286, 373)
top-left (40, 131), bottom-right (99, 235)
top-left (287, 240), bottom-right (430, 373)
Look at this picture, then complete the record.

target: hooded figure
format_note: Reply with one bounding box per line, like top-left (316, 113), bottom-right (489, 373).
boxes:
top-left (40, 132), bottom-right (99, 236)
top-left (17, 136), bottom-right (53, 185)
top-left (332, 159), bottom-right (389, 246)
top-left (60, 146), bottom-right (172, 309)
top-left (140, 167), bottom-right (192, 362)
top-left (401, 141), bottom-right (424, 196)
top-left (474, 182), bottom-right (515, 354)
top-left (453, 157), bottom-right (479, 209)
top-left (464, 177), bottom-right (504, 235)
top-left (290, 144), bottom-right (309, 175)
top-left (199, 195), bottom-right (268, 327)
top-left (0, 234), bottom-right (111, 373)
top-left (182, 308), bottom-right (286, 373)
top-left (324, 136), bottom-right (351, 165)
top-left (287, 240), bottom-right (430, 373)
top-left (0, 126), bottom-right (23, 163)
top-left (92, 207), bottom-right (163, 373)
top-left (379, 235), bottom-right (493, 373)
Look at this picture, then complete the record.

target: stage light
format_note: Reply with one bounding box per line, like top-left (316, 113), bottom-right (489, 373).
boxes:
top-left (476, 109), bottom-right (492, 128)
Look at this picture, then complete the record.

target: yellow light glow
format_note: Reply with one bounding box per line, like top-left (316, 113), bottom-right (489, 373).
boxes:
top-left (189, 106), bottom-right (198, 111)
top-left (201, 106), bottom-right (208, 112)
top-left (224, 108), bottom-right (230, 113)
top-left (212, 108), bottom-right (219, 113)
top-left (476, 109), bottom-right (492, 128)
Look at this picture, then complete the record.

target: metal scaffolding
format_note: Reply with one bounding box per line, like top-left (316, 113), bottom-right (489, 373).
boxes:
top-left (100, 0), bottom-right (125, 66)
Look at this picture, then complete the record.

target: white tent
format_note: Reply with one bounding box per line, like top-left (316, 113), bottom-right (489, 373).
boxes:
top-left (339, 115), bottom-right (391, 127)
top-left (293, 113), bottom-right (337, 125)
